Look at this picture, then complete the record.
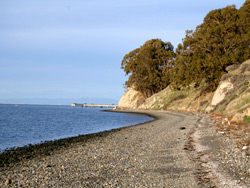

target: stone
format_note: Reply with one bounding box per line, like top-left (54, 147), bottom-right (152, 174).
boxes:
top-left (5, 178), bottom-right (12, 185)
top-left (118, 86), bottom-right (145, 109)
top-left (242, 146), bottom-right (248, 150)
top-left (211, 81), bottom-right (234, 106)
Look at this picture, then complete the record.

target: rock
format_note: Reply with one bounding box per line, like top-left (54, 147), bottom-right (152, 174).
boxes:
top-left (5, 178), bottom-right (12, 185)
top-left (206, 60), bottom-right (250, 115)
top-left (118, 86), bottom-right (145, 109)
top-left (226, 64), bottom-right (239, 72)
top-left (210, 81), bottom-right (234, 106)
top-left (242, 146), bottom-right (248, 150)
top-left (205, 106), bottom-right (215, 113)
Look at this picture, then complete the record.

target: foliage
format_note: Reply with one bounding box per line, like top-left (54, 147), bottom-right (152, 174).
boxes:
top-left (243, 116), bottom-right (250, 123)
top-left (121, 39), bottom-right (175, 98)
top-left (171, 2), bottom-right (250, 90)
top-left (121, 1), bottom-right (250, 97)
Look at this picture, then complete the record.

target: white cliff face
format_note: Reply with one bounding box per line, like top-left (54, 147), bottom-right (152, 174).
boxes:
top-left (118, 87), bottom-right (145, 109)
top-left (119, 59), bottom-right (250, 123)
top-left (206, 59), bottom-right (250, 120)
top-left (206, 80), bottom-right (235, 113)
top-left (211, 81), bottom-right (234, 106)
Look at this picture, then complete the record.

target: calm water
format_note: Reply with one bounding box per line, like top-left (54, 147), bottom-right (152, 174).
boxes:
top-left (0, 104), bottom-right (154, 152)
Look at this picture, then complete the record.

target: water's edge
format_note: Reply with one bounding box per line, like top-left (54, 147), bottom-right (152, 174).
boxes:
top-left (0, 110), bottom-right (155, 168)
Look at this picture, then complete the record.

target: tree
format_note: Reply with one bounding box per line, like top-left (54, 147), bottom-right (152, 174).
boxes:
top-left (121, 39), bottom-right (175, 98)
top-left (121, 2), bottom-right (250, 95)
top-left (172, 3), bottom-right (250, 90)
top-left (237, 0), bottom-right (250, 61)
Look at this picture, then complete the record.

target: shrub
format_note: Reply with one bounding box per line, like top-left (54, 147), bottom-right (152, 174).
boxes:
top-left (243, 116), bottom-right (250, 123)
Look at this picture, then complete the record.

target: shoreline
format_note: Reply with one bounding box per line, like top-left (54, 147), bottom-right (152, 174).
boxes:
top-left (1, 110), bottom-right (249, 187)
top-left (1, 110), bottom-right (200, 187)
top-left (0, 109), bottom-right (156, 168)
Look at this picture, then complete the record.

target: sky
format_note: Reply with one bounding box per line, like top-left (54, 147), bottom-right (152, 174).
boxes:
top-left (0, 0), bottom-right (246, 104)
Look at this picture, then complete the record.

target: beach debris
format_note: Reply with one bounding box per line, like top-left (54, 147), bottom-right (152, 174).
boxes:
top-left (180, 127), bottom-right (186, 130)
top-left (222, 117), bottom-right (231, 125)
top-left (242, 146), bottom-right (248, 150)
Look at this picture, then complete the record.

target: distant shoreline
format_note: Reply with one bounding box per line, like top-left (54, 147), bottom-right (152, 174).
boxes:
top-left (0, 109), bottom-right (155, 168)
top-left (0, 106), bottom-right (154, 153)
top-left (0, 110), bottom-right (201, 187)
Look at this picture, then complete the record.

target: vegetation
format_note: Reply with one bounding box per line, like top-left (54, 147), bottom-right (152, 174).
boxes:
top-left (172, 2), bottom-right (250, 90)
top-left (243, 116), bottom-right (250, 123)
top-left (121, 1), bottom-right (250, 97)
top-left (121, 39), bottom-right (175, 98)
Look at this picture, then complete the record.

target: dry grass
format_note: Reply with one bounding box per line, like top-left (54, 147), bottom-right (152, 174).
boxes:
top-left (210, 113), bottom-right (250, 155)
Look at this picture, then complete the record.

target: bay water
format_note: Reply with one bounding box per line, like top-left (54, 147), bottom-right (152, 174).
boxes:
top-left (0, 104), bottom-right (154, 152)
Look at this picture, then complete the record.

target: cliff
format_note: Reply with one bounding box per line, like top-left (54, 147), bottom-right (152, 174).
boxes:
top-left (118, 86), bottom-right (145, 109)
top-left (118, 59), bottom-right (250, 122)
top-left (206, 59), bottom-right (250, 122)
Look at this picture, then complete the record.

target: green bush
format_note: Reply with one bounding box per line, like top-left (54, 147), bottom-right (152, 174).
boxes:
top-left (243, 116), bottom-right (250, 123)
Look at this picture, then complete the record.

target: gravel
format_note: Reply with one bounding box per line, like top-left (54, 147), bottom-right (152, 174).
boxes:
top-left (0, 110), bottom-right (199, 187)
top-left (1, 110), bottom-right (249, 187)
top-left (191, 115), bottom-right (250, 188)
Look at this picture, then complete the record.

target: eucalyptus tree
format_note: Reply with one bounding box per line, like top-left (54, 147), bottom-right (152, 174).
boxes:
top-left (172, 2), bottom-right (250, 90)
top-left (121, 39), bottom-right (175, 98)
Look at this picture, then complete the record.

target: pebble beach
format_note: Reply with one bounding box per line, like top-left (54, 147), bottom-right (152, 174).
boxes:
top-left (0, 110), bottom-right (249, 187)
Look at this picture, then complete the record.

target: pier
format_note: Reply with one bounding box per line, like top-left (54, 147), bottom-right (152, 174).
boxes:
top-left (71, 103), bottom-right (118, 109)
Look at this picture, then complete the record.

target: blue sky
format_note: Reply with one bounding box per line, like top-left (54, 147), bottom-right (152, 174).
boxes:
top-left (0, 0), bottom-right (245, 104)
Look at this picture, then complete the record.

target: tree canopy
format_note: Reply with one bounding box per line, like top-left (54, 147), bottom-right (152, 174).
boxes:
top-left (171, 2), bottom-right (250, 90)
top-left (121, 1), bottom-right (250, 96)
top-left (121, 39), bottom-right (175, 98)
